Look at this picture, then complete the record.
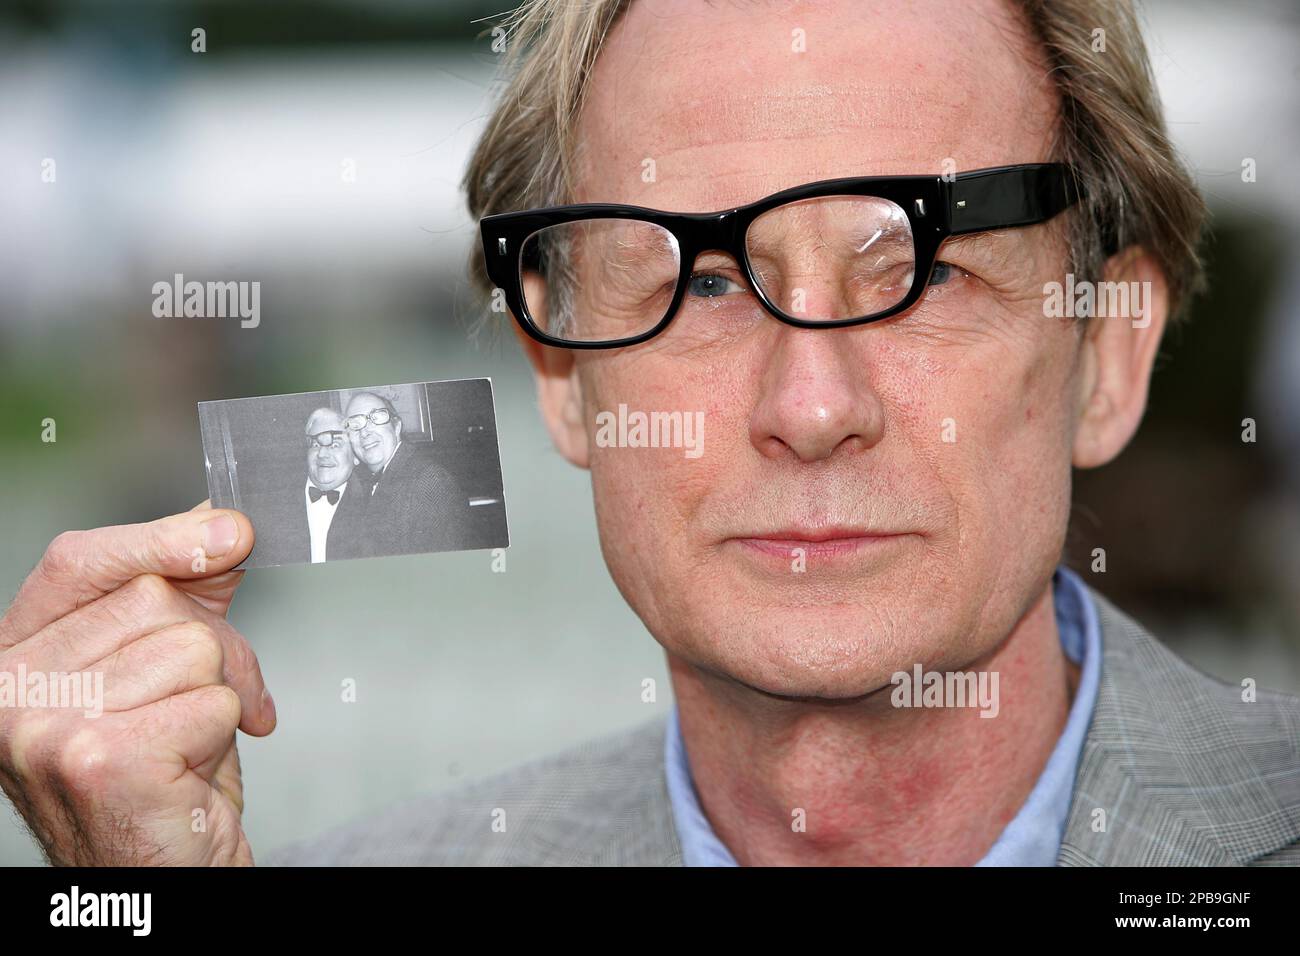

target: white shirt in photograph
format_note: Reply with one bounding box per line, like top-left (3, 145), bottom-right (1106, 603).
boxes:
top-left (305, 479), bottom-right (346, 563)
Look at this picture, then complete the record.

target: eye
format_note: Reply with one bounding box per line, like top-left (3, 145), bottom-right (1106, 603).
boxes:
top-left (927, 261), bottom-right (963, 286)
top-left (686, 273), bottom-right (745, 297)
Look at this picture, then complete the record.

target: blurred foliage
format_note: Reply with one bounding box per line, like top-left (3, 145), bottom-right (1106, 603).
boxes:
top-left (1069, 214), bottom-right (1293, 615)
top-left (4, 0), bottom-right (492, 47)
top-left (1153, 216), bottom-right (1283, 435)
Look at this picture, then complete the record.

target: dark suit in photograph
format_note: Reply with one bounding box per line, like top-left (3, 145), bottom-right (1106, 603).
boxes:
top-left (249, 472), bottom-right (371, 566)
top-left (360, 442), bottom-right (471, 555)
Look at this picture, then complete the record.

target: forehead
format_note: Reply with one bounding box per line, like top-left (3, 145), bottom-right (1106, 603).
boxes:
top-left (347, 394), bottom-right (384, 413)
top-left (573, 0), bottom-right (1059, 209)
top-left (306, 410), bottom-right (344, 433)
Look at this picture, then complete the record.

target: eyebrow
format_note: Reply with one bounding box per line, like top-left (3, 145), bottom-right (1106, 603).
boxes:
top-left (938, 230), bottom-right (1023, 264)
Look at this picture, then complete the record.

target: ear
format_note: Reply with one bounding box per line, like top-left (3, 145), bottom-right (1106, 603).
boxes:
top-left (516, 273), bottom-right (590, 469)
top-left (1072, 247), bottom-right (1169, 468)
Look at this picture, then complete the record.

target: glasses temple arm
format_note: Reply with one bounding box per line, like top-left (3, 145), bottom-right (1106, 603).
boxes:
top-left (947, 164), bottom-right (1082, 236)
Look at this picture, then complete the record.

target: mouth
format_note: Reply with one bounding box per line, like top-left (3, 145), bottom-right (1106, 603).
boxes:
top-left (361, 438), bottom-right (380, 452)
top-left (726, 527), bottom-right (913, 562)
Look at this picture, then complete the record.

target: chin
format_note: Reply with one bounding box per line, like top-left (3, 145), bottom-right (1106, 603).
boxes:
top-left (673, 597), bottom-right (943, 701)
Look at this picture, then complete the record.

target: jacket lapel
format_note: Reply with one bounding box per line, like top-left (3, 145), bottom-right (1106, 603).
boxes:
top-left (1058, 587), bottom-right (1298, 866)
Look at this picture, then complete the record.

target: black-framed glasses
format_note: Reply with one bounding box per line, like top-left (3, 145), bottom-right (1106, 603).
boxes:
top-left (479, 163), bottom-right (1081, 349)
top-left (344, 408), bottom-right (397, 432)
top-left (307, 430), bottom-right (347, 450)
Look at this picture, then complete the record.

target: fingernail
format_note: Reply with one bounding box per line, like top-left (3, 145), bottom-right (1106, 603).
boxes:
top-left (261, 687), bottom-right (277, 725)
top-left (202, 514), bottom-right (240, 557)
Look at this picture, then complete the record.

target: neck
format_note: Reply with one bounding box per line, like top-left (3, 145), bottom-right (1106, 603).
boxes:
top-left (667, 581), bottom-right (1076, 866)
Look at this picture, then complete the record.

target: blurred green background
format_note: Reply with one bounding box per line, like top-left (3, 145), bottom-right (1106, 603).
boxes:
top-left (1, 0), bottom-right (1297, 864)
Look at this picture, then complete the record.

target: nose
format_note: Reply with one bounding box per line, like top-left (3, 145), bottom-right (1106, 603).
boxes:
top-left (762, 265), bottom-right (859, 324)
top-left (748, 325), bottom-right (885, 463)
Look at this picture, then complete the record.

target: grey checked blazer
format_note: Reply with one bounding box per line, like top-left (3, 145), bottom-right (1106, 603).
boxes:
top-left (266, 588), bottom-right (1300, 866)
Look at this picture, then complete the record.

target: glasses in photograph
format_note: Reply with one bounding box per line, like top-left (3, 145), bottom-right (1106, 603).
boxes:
top-left (344, 408), bottom-right (396, 432)
top-left (307, 430), bottom-right (347, 450)
top-left (479, 163), bottom-right (1082, 349)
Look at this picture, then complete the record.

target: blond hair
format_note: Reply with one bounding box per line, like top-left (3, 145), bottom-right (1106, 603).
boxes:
top-left (463, 0), bottom-right (1206, 323)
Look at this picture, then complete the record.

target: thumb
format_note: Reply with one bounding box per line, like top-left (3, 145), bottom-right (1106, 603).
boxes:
top-left (1, 508), bottom-right (255, 648)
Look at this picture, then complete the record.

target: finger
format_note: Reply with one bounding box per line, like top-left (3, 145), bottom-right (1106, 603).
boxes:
top-left (178, 610), bottom-right (274, 739)
top-left (20, 577), bottom-right (275, 737)
top-left (0, 509), bottom-right (254, 650)
top-left (175, 502), bottom-right (251, 617)
top-left (98, 621), bottom-right (225, 715)
top-left (20, 572), bottom-right (206, 673)
top-left (134, 684), bottom-right (243, 783)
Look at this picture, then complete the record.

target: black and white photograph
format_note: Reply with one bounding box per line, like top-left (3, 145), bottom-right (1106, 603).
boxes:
top-left (198, 379), bottom-right (507, 567)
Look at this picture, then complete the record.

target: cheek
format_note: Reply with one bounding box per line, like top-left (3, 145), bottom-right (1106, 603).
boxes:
top-left (886, 332), bottom-right (1076, 575)
top-left (581, 355), bottom-right (738, 568)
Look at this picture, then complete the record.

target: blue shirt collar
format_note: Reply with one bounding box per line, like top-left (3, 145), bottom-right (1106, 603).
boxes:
top-left (664, 565), bottom-right (1102, 866)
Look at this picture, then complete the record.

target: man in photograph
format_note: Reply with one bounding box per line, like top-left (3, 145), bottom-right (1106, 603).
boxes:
top-left (344, 391), bottom-right (471, 554)
top-left (247, 407), bottom-right (369, 566)
top-left (300, 407), bottom-right (370, 564)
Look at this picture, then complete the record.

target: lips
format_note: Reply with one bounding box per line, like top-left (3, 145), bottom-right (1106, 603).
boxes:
top-left (728, 527), bottom-right (911, 562)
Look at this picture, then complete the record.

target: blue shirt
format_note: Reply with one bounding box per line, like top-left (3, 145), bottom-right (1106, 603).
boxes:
top-left (664, 565), bottom-right (1102, 866)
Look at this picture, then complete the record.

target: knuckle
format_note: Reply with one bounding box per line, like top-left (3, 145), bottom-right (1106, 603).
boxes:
top-left (222, 686), bottom-right (243, 727)
top-left (57, 728), bottom-right (114, 795)
top-left (175, 684), bottom-right (242, 738)
top-left (206, 684), bottom-right (242, 728)
top-left (3, 710), bottom-right (59, 780)
top-left (39, 530), bottom-right (87, 582)
top-left (173, 621), bottom-right (224, 677)
top-left (117, 573), bottom-right (176, 619)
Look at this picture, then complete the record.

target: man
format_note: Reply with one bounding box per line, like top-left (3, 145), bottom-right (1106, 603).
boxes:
top-left (1, 0), bottom-right (1297, 867)
top-left (344, 391), bottom-right (471, 555)
top-left (300, 407), bottom-right (370, 564)
top-left (241, 407), bottom-right (370, 566)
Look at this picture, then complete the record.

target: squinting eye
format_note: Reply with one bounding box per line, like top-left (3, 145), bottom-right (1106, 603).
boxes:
top-left (927, 261), bottom-right (963, 286)
top-left (687, 273), bottom-right (744, 297)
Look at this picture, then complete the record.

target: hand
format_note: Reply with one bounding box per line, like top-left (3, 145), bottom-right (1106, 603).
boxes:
top-left (0, 504), bottom-right (274, 865)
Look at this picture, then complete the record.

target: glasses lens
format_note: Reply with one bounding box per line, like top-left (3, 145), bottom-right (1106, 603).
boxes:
top-left (521, 218), bottom-right (681, 343)
top-left (744, 196), bottom-right (915, 322)
top-left (345, 410), bottom-right (390, 431)
top-left (309, 431), bottom-right (344, 449)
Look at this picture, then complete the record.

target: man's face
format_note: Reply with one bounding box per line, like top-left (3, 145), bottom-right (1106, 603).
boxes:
top-left (547, 0), bottom-right (1095, 698)
top-left (346, 393), bottom-right (401, 472)
top-left (306, 409), bottom-right (353, 492)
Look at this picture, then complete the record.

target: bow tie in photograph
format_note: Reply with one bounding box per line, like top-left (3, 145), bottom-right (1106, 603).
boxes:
top-left (308, 486), bottom-right (340, 505)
